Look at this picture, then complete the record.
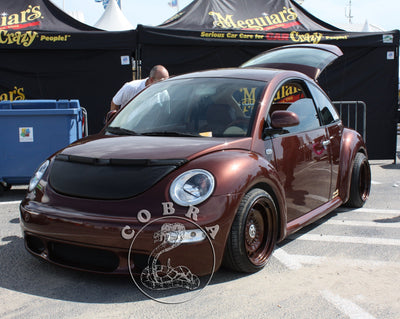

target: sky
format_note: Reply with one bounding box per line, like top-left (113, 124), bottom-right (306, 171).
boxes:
top-left (49, 0), bottom-right (400, 31)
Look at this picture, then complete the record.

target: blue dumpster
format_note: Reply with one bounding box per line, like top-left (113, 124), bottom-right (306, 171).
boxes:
top-left (0, 100), bottom-right (83, 188)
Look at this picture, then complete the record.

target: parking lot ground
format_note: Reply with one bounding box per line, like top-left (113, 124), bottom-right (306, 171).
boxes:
top-left (0, 159), bottom-right (399, 318)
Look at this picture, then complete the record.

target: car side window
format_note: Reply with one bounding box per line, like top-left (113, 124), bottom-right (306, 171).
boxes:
top-left (269, 81), bottom-right (321, 134)
top-left (308, 83), bottom-right (340, 125)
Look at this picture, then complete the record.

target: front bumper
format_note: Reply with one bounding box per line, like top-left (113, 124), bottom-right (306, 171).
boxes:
top-left (20, 195), bottom-right (238, 276)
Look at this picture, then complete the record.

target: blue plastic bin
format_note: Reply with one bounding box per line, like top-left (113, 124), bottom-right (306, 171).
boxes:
top-left (0, 99), bottom-right (83, 186)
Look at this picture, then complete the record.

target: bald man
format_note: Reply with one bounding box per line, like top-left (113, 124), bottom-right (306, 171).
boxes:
top-left (110, 65), bottom-right (169, 111)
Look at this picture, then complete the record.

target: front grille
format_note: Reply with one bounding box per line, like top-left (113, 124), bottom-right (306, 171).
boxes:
top-left (49, 155), bottom-right (186, 199)
top-left (48, 241), bottom-right (119, 272)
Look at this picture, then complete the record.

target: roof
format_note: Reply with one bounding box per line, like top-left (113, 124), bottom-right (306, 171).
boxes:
top-left (169, 67), bottom-right (288, 82)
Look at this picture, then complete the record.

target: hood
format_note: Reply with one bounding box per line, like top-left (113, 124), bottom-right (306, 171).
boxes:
top-left (48, 135), bottom-right (251, 200)
top-left (60, 135), bottom-right (252, 160)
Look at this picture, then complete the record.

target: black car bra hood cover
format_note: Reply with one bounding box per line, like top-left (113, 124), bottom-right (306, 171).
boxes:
top-left (49, 155), bottom-right (187, 200)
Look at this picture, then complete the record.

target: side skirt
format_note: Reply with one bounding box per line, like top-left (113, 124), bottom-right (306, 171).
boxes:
top-left (285, 197), bottom-right (343, 237)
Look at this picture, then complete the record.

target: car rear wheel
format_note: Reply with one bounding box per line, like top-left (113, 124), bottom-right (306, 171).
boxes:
top-left (345, 152), bottom-right (371, 208)
top-left (223, 188), bottom-right (278, 273)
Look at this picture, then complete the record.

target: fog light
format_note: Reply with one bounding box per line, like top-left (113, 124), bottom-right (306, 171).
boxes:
top-left (167, 229), bottom-right (206, 244)
top-left (26, 235), bottom-right (45, 254)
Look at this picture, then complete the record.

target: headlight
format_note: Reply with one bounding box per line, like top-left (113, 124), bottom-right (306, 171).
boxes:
top-left (29, 160), bottom-right (50, 191)
top-left (169, 169), bottom-right (215, 206)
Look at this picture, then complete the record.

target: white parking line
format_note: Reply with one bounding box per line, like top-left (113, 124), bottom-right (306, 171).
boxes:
top-left (274, 249), bottom-right (400, 270)
top-left (272, 248), bottom-right (302, 270)
top-left (324, 219), bottom-right (400, 228)
top-left (292, 254), bottom-right (400, 268)
top-left (0, 201), bottom-right (21, 206)
top-left (320, 290), bottom-right (376, 319)
top-left (291, 234), bottom-right (400, 246)
top-left (336, 207), bottom-right (400, 215)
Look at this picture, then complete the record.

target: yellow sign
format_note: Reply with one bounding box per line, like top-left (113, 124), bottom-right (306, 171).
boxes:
top-left (0, 5), bottom-right (42, 30)
top-left (240, 87), bottom-right (257, 117)
top-left (274, 85), bottom-right (303, 103)
top-left (40, 34), bottom-right (71, 42)
top-left (290, 31), bottom-right (323, 44)
top-left (209, 7), bottom-right (298, 31)
top-left (0, 86), bottom-right (26, 101)
top-left (0, 30), bottom-right (71, 47)
top-left (0, 30), bottom-right (37, 47)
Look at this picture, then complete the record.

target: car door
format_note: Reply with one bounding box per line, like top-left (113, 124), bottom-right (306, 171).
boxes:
top-left (267, 80), bottom-right (332, 222)
top-left (307, 81), bottom-right (343, 199)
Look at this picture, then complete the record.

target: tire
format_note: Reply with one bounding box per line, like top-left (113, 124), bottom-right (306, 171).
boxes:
top-left (344, 152), bottom-right (371, 208)
top-left (0, 183), bottom-right (12, 195)
top-left (223, 188), bottom-right (278, 273)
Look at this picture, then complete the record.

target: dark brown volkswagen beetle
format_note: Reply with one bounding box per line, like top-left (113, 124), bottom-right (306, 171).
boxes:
top-left (20, 44), bottom-right (370, 276)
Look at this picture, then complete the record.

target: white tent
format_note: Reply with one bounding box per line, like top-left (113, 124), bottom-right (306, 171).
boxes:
top-left (67, 10), bottom-right (85, 23)
top-left (94, 0), bottom-right (134, 31)
top-left (338, 20), bottom-right (385, 32)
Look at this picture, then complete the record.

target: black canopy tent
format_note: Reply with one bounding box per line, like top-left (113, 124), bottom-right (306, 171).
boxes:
top-left (137, 0), bottom-right (399, 160)
top-left (0, 0), bottom-right (136, 134)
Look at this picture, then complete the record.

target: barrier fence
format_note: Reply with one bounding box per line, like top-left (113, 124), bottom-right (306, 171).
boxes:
top-left (333, 101), bottom-right (367, 140)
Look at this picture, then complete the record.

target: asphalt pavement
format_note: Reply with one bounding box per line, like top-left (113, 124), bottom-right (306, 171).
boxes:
top-left (0, 139), bottom-right (399, 318)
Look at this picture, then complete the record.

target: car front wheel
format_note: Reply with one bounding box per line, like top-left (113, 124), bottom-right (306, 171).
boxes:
top-left (223, 188), bottom-right (278, 273)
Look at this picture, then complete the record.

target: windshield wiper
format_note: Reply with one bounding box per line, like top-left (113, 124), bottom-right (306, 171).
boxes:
top-left (105, 126), bottom-right (139, 136)
top-left (141, 131), bottom-right (200, 137)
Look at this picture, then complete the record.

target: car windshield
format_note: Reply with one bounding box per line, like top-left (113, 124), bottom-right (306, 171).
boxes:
top-left (107, 77), bottom-right (266, 138)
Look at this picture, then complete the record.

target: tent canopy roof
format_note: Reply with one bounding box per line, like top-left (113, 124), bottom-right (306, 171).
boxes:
top-left (1, 0), bottom-right (99, 31)
top-left (159, 0), bottom-right (342, 32)
top-left (0, 0), bottom-right (136, 50)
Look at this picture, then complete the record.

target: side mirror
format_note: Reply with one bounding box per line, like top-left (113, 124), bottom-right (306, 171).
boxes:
top-left (105, 110), bottom-right (117, 123)
top-left (270, 110), bottom-right (299, 128)
top-left (263, 110), bottom-right (299, 138)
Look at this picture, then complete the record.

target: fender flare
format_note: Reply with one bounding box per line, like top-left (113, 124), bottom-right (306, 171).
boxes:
top-left (337, 128), bottom-right (368, 204)
top-left (178, 150), bottom-right (288, 241)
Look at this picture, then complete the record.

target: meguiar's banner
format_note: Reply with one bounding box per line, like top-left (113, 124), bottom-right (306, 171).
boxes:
top-left (0, 0), bottom-right (136, 134)
top-left (137, 0), bottom-right (399, 160)
top-left (161, 0), bottom-right (340, 31)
